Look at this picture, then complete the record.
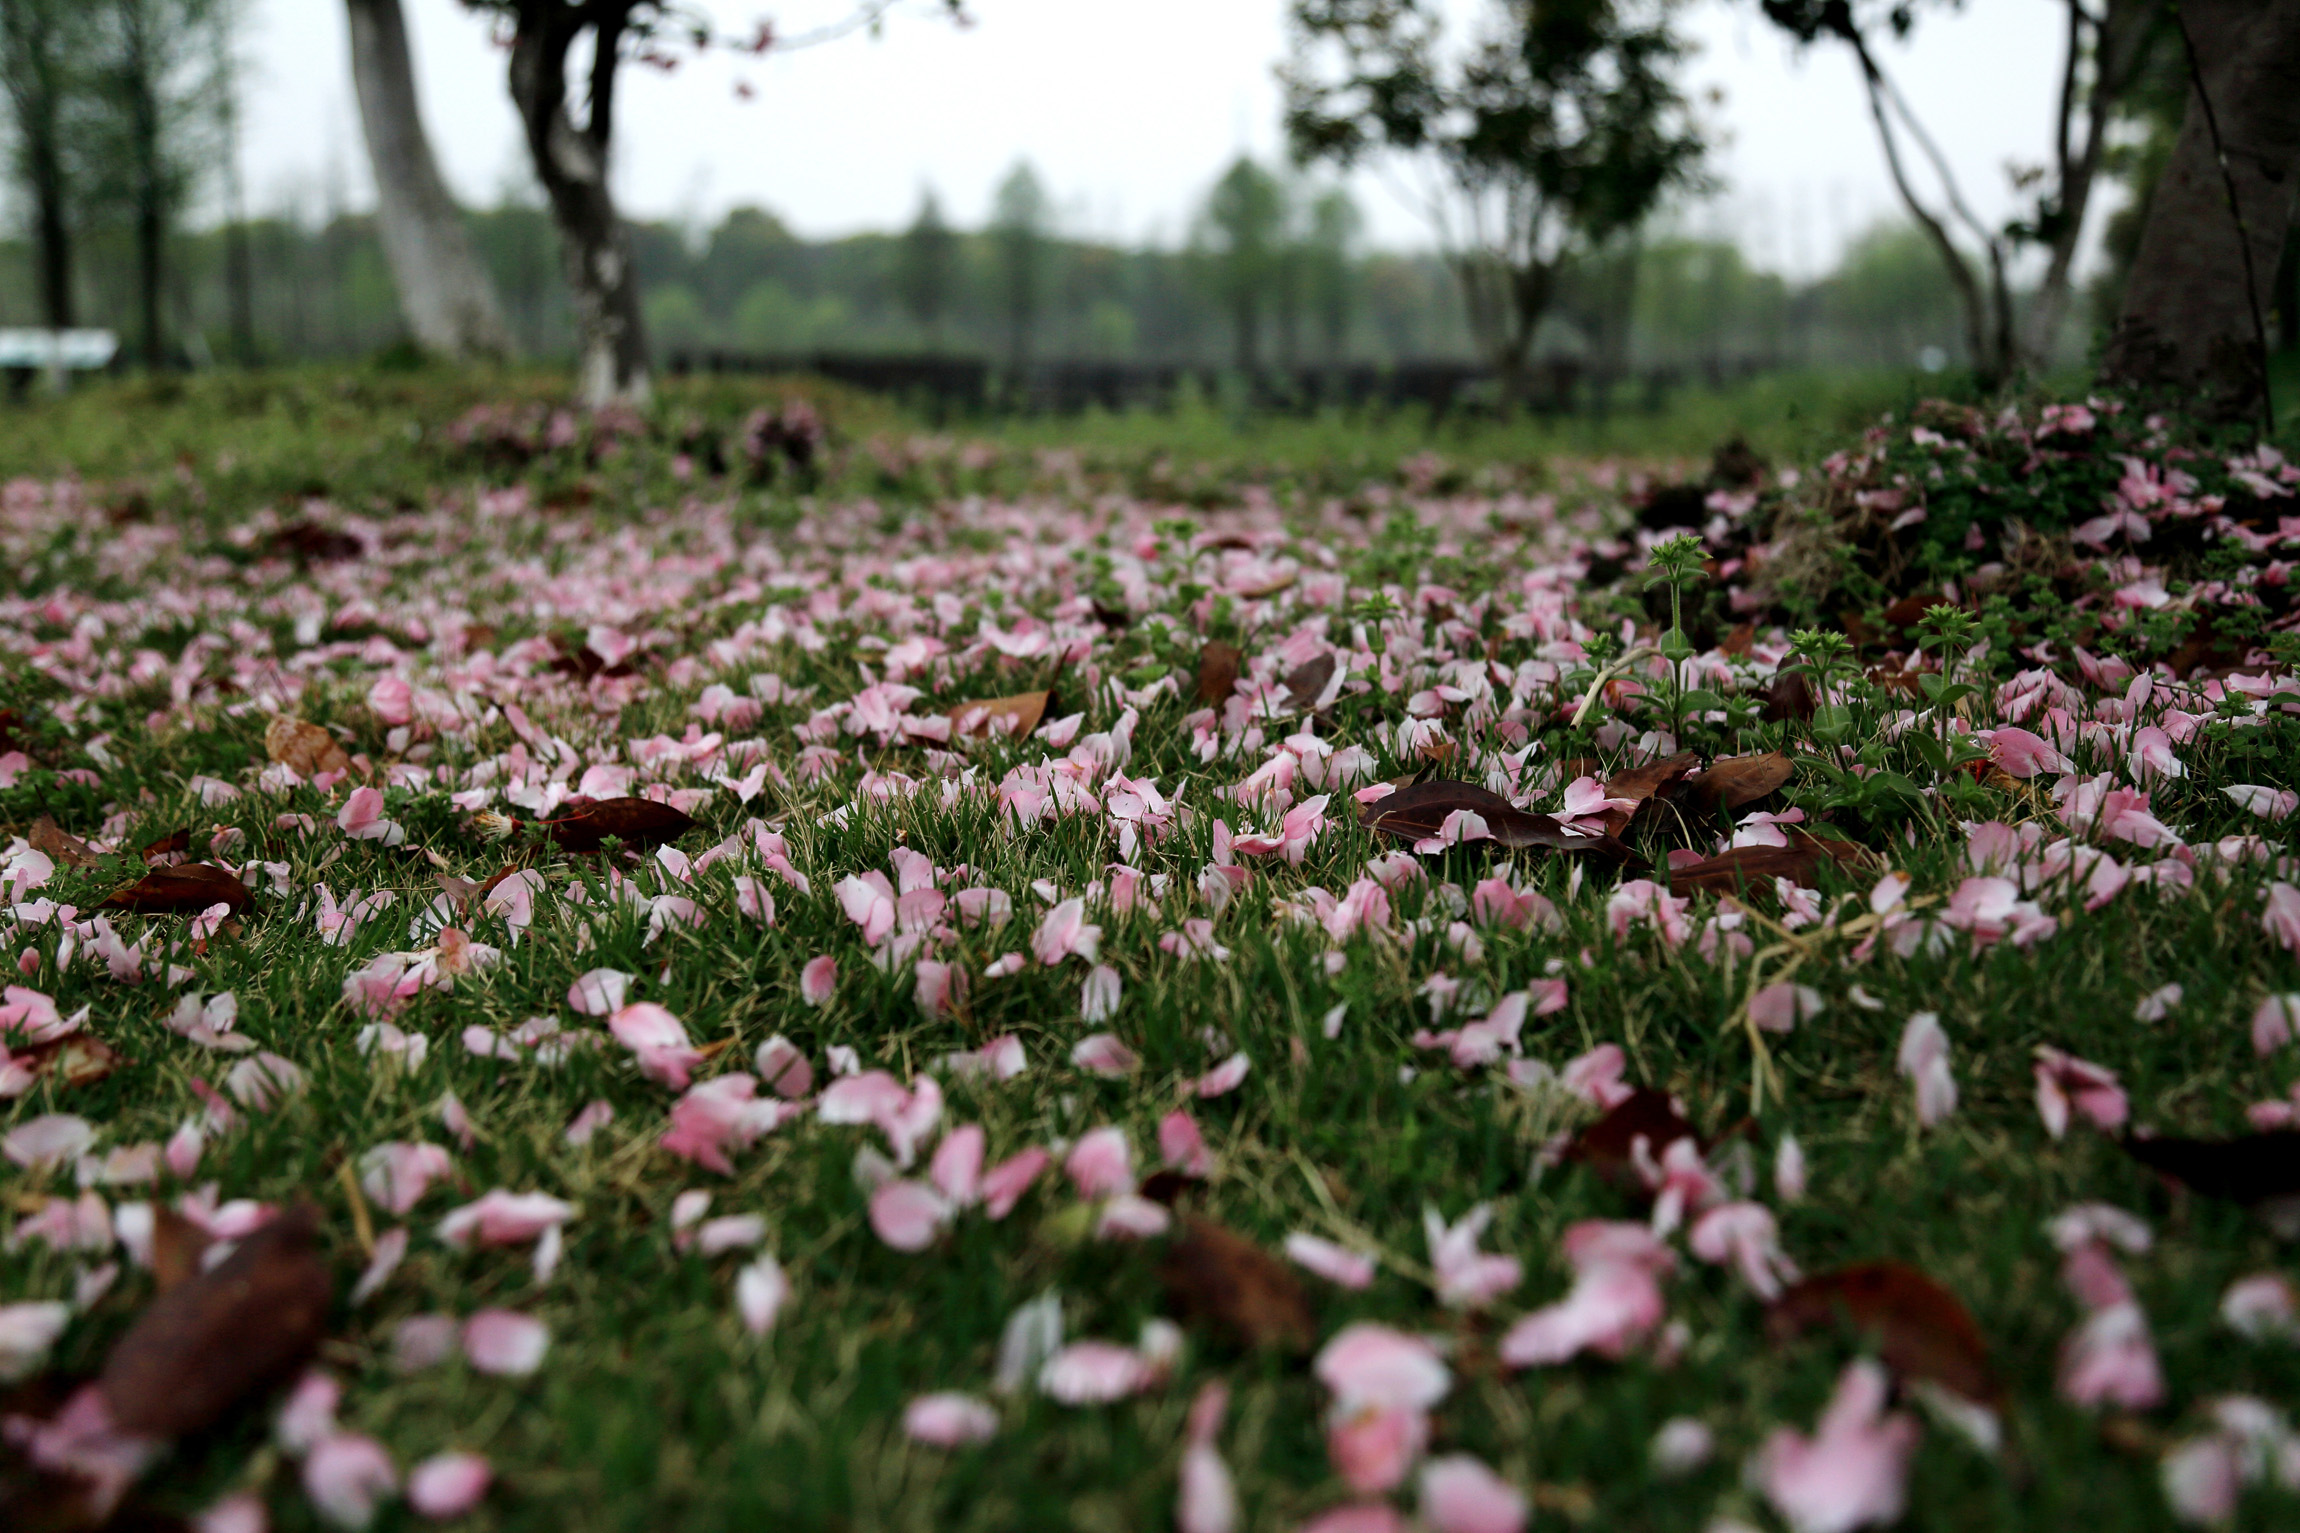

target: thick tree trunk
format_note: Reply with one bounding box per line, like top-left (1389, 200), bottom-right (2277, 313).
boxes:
top-left (345, 0), bottom-right (514, 361)
top-left (507, 5), bottom-right (648, 408)
top-left (2102, 0), bottom-right (2300, 422)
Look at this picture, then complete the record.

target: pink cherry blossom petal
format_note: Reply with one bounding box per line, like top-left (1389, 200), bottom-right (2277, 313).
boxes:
top-left (303, 1433), bottom-right (398, 1530)
top-left (407, 1451), bottom-right (492, 1520)
top-left (903, 1392), bottom-right (1000, 1446)
top-left (461, 1310), bottom-right (549, 1376)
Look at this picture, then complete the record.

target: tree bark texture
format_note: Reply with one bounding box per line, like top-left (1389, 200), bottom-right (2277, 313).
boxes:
top-left (507, 2), bottom-right (649, 407)
top-left (2102, 0), bottom-right (2300, 422)
top-left (345, 0), bottom-right (514, 361)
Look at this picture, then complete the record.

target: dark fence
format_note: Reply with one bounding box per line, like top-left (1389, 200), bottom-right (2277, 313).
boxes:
top-left (665, 350), bottom-right (1782, 419)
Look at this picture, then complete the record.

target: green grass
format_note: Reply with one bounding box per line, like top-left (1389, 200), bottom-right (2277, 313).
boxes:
top-left (2, 366), bottom-right (2299, 1532)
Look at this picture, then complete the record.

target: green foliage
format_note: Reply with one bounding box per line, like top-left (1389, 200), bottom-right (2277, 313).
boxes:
top-left (1285, 0), bottom-right (1709, 381)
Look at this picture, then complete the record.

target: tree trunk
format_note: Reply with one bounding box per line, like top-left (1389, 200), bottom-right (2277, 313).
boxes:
top-left (1454, 252), bottom-right (1551, 411)
top-left (1, 0), bottom-right (76, 333)
top-left (507, 4), bottom-right (648, 407)
top-left (2020, 0), bottom-right (2154, 366)
top-left (345, 0), bottom-right (514, 361)
top-left (30, 134), bottom-right (72, 332)
top-left (124, 8), bottom-right (164, 370)
top-left (2102, 0), bottom-right (2300, 422)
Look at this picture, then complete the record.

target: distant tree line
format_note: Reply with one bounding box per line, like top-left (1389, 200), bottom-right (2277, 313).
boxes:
top-left (0, 154), bottom-right (2085, 383)
top-left (3, 0), bottom-right (2292, 412)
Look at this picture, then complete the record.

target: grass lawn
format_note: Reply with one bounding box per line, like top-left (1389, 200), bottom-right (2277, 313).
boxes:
top-left (4, 368), bottom-right (2300, 1533)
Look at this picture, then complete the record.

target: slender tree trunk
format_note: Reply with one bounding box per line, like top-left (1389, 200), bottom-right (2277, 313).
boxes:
top-left (2021, 0), bottom-right (2154, 365)
top-left (216, 17), bottom-right (255, 362)
top-left (123, 7), bottom-right (165, 370)
top-left (2102, 0), bottom-right (2300, 422)
top-left (31, 140), bottom-right (73, 331)
top-left (345, 0), bottom-right (514, 360)
top-left (1455, 252), bottom-right (1551, 409)
top-left (507, 3), bottom-right (647, 407)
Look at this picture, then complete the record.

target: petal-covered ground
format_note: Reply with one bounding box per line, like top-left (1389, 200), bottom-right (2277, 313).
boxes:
top-left (3, 389), bottom-right (2300, 1531)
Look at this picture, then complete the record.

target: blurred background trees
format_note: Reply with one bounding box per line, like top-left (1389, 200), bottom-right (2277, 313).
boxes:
top-left (344, 0), bottom-right (513, 363)
top-left (0, 0), bottom-right (2292, 410)
top-left (1282, 0), bottom-right (1709, 403)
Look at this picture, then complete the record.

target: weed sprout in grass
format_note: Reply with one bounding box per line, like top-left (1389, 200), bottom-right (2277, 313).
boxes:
top-left (1644, 532), bottom-right (1707, 741)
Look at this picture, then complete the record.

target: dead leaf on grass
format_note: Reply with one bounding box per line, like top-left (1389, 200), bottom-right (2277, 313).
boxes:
top-left (149, 1207), bottom-right (213, 1295)
top-left (1563, 1088), bottom-right (1699, 1192)
top-left (7, 1034), bottom-right (127, 1092)
top-left (263, 716), bottom-right (352, 779)
top-left (28, 816), bottom-right (99, 870)
top-left (101, 865), bottom-right (252, 917)
top-left (1762, 672), bottom-right (1817, 722)
top-left (1597, 751), bottom-right (1699, 834)
top-left (1679, 751), bottom-right (1795, 816)
top-left (2123, 1131), bottom-right (2300, 1233)
top-left (1360, 781), bottom-right (1647, 868)
top-left (1158, 1216), bottom-right (1316, 1353)
top-left (99, 1203), bottom-right (331, 1438)
top-left (139, 829), bottom-right (190, 867)
top-left (1194, 642), bottom-right (1243, 705)
top-left (1769, 1261), bottom-right (1999, 1406)
top-left (1669, 845), bottom-right (1822, 897)
top-left (946, 690), bottom-right (1052, 740)
top-left (1282, 652), bottom-right (1337, 712)
top-left (533, 797), bottom-right (696, 854)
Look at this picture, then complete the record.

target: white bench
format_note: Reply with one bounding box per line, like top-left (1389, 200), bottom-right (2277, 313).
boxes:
top-left (0, 329), bottom-right (120, 390)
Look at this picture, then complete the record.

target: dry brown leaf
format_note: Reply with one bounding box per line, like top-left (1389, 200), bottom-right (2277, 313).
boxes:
top-left (102, 865), bottom-right (253, 916)
top-left (1194, 642), bottom-right (1243, 705)
top-left (2123, 1130), bottom-right (2300, 1213)
top-left (1761, 672), bottom-right (1817, 722)
top-left (9, 1034), bottom-right (127, 1091)
top-left (1563, 1088), bottom-right (1699, 1193)
top-left (475, 864), bottom-right (527, 899)
top-left (1787, 828), bottom-right (1881, 871)
top-left (1597, 751), bottom-right (1699, 834)
top-left (535, 796), bottom-right (696, 854)
top-left (140, 828), bottom-right (191, 866)
top-left (1680, 751), bottom-right (1794, 816)
top-left (1282, 652), bottom-right (1338, 712)
top-left (263, 521), bottom-right (363, 563)
top-left (1668, 845), bottom-right (1822, 897)
top-left (149, 1206), bottom-right (213, 1295)
top-left (1360, 781), bottom-right (1647, 868)
top-left (263, 715), bottom-right (352, 779)
top-left (945, 689), bottom-right (1052, 740)
top-left (1233, 568), bottom-right (1297, 598)
top-left (1158, 1216), bottom-right (1316, 1352)
top-left (1769, 1261), bottom-right (1999, 1405)
top-left (99, 1203), bottom-right (331, 1438)
top-left (27, 815), bottom-right (99, 870)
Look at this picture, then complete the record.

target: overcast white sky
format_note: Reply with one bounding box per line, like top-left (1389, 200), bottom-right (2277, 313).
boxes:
top-left (238, 0), bottom-right (2082, 278)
